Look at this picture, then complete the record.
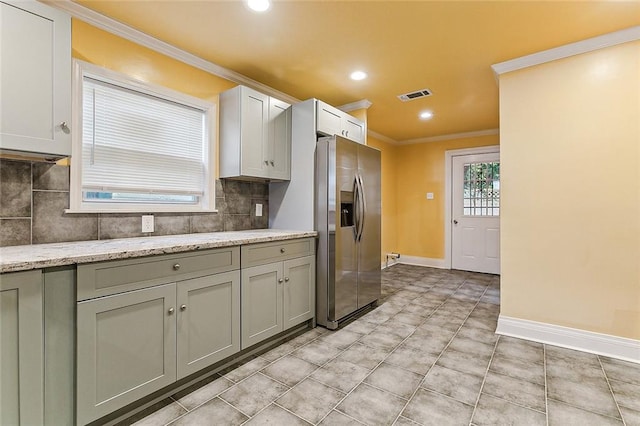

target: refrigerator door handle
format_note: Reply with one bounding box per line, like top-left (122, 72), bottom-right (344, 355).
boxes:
top-left (357, 174), bottom-right (366, 242)
top-left (353, 175), bottom-right (360, 241)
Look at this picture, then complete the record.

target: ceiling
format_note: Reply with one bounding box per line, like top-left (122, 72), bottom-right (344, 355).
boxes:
top-left (73, 0), bottom-right (639, 142)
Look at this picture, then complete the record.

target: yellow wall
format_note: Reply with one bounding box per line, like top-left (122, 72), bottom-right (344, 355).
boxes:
top-left (72, 19), bottom-right (235, 103)
top-left (499, 41), bottom-right (640, 340)
top-left (394, 134), bottom-right (499, 259)
top-left (367, 135), bottom-right (399, 263)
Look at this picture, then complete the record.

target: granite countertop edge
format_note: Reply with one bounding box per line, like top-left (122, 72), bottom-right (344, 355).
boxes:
top-left (0, 230), bottom-right (318, 273)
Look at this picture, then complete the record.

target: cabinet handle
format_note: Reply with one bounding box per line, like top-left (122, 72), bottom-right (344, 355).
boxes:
top-left (285, 277), bottom-right (290, 282)
top-left (278, 278), bottom-right (284, 283)
top-left (345, 130), bottom-right (349, 137)
top-left (168, 307), bottom-right (175, 315)
top-left (280, 248), bottom-right (285, 253)
top-left (180, 304), bottom-right (187, 311)
top-left (341, 130), bottom-right (345, 135)
top-left (173, 263), bottom-right (181, 271)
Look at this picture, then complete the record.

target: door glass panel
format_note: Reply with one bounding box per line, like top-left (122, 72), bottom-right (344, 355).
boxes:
top-left (462, 161), bottom-right (500, 217)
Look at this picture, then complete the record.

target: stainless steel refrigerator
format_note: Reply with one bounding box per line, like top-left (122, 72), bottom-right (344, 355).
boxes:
top-left (316, 135), bottom-right (381, 329)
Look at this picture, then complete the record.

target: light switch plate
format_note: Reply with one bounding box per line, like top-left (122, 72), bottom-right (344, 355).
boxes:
top-left (426, 192), bottom-right (434, 200)
top-left (142, 215), bottom-right (154, 233)
top-left (256, 203), bottom-right (263, 217)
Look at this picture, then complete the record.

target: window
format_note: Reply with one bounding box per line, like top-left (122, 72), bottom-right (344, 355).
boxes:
top-left (463, 161), bottom-right (500, 216)
top-left (69, 60), bottom-right (216, 213)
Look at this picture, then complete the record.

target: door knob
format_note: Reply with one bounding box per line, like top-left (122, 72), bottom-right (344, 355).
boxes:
top-left (453, 219), bottom-right (458, 225)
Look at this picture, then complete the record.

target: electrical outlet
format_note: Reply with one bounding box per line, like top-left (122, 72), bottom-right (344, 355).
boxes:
top-left (426, 192), bottom-right (434, 200)
top-left (256, 203), bottom-right (263, 217)
top-left (141, 215), bottom-right (154, 233)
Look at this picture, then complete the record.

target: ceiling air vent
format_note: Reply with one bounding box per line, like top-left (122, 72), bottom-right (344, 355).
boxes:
top-left (397, 88), bottom-right (432, 102)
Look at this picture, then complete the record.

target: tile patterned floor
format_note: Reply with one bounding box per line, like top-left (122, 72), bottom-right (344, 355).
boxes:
top-left (127, 264), bottom-right (640, 426)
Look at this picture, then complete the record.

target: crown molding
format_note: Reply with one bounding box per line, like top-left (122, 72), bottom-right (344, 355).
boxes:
top-left (367, 129), bottom-right (397, 145)
top-left (41, 0), bottom-right (300, 104)
top-left (398, 128), bottom-right (499, 145)
top-left (492, 26), bottom-right (640, 76)
top-left (338, 99), bottom-right (373, 112)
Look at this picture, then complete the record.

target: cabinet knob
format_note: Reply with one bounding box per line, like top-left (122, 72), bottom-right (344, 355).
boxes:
top-left (280, 248), bottom-right (285, 253)
top-left (168, 307), bottom-right (175, 315)
top-left (270, 160), bottom-right (274, 166)
top-left (264, 160), bottom-right (269, 165)
top-left (278, 278), bottom-right (284, 283)
top-left (60, 121), bottom-right (70, 134)
top-left (285, 277), bottom-right (290, 282)
top-left (173, 263), bottom-right (181, 271)
top-left (180, 304), bottom-right (187, 311)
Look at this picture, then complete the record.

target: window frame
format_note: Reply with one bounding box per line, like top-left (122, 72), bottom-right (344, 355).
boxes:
top-left (68, 59), bottom-right (217, 213)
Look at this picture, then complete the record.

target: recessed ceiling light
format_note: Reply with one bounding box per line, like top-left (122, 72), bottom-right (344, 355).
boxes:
top-left (350, 71), bottom-right (367, 81)
top-left (419, 111), bottom-right (434, 120)
top-left (247, 0), bottom-right (270, 12)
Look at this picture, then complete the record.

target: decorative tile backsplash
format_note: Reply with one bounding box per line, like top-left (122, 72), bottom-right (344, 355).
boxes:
top-left (0, 159), bottom-right (269, 247)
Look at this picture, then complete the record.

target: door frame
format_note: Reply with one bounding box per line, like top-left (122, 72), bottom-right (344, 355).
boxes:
top-left (444, 145), bottom-right (500, 269)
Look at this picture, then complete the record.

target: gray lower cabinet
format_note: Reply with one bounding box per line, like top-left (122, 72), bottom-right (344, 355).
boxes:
top-left (76, 249), bottom-right (241, 425)
top-left (0, 269), bottom-right (44, 426)
top-left (241, 252), bottom-right (315, 349)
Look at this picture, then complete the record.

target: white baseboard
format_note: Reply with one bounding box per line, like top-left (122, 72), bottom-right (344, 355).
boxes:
top-left (496, 315), bottom-right (640, 364)
top-left (397, 255), bottom-right (447, 269)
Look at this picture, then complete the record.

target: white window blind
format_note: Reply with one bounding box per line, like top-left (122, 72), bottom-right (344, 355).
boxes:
top-left (82, 77), bottom-right (206, 196)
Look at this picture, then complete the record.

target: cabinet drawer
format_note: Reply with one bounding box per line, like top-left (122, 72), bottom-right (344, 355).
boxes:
top-left (77, 247), bottom-right (239, 301)
top-left (241, 238), bottom-right (315, 268)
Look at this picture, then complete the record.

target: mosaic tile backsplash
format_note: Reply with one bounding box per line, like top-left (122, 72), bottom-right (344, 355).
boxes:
top-left (0, 159), bottom-right (269, 247)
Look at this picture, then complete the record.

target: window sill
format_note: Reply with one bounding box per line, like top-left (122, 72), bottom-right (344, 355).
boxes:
top-left (65, 208), bottom-right (219, 214)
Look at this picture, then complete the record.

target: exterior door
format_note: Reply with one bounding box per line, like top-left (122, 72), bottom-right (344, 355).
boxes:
top-left (452, 152), bottom-right (500, 274)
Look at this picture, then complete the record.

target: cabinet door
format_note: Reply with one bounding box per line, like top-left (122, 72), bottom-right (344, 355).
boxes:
top-left (0, 270), bottom-right (43, 426)
top-left (77, 284), bottom-right (177, 425)
top-left (268, 98), bottom-right (291, 180)
top-left (343, 116), bottom-right (365, 144)
top-left (241, 263), bottom-right (283, 349)
top-left (240, 87), bottom-right (269, 178)
top-left (177, 271), bottom-right (240, 379)
top-left (0, 1), bottom-right (71, 157)
top-left (316, 101), bottom-right (343, 137)
top-left (283, 256), bottom-right (315, 330)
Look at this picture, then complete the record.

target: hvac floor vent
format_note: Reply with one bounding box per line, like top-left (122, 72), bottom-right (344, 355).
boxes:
top-left (397, 88), bottom-right (432, 102)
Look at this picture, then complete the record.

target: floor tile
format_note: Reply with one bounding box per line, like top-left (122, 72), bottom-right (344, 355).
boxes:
top-left (402, 388), bottom-right (473, 426)
top-left (310, 358), bottom-right (371, 393)
top-left (547, 374), bottom-right (620, 418)
top-left (546, 344), bottom-right (600, 367)
top-left (223, 357), bottom-right (271, 383)
top-left (364, 362), bottom-right (423, 399)
top-left (489, 352), bottom-right (545, 385)
top-left (388, 312), bottom-right (426, 327)
top-left (482, 371), bottom-right (546, 412)
top-left (402, 333), bottom-right (451, 356)
top-left (338, 342), bottom-right (390, 370)
top-left (261, 355), bottom-right (318, 387)
top-left (318, 410), bottom-right (364, 425)
top-left (463, 316), bottom-right (497, 332)
top-left (447, 335), bottom-right (495, 358)
top-left (291, 340), bottom-right (342, 366)
top-left (620, 405), bottom-right (640, 426)
top-left (547, 399), bottom-right (623, 426)
top-left (243, 403), bottom-right (311, 425)
top-left (456, 325), bottom-right (499, 346)
top-left (546, 355), bottom-right (607, 384)
top-left (610, 379), bottom-right (640, 411)
top-left (132, 399), bottom-right (187, 426)
top-left (472, 393), bottom-right (546, 426)
top-left (260, 341), bottom-right (298, 362)
top-left (393, 416), bottom-right (421, 426)
top-left (493, 336), bottom-right (544, 364)
top-left (319, 329), bottom-right (364, 350)
top-left (385, 343), bottom-right (437, 375)
top-left (276, 378), bottom-right (346, 424)
top-left (169, 398), bottom-right (247, 425)
top-left (436, 348), bottom-right (491, 378)
top-left (173, 375), bottom-right (234, 410)
top-left (220, 373), bottom-right (289, 417)
top-left (421, 364), bottom-right (483, 406)
top-left (600, 356), bottom-right (640, 386)
top-left (358, 327), bottom-right (406, 350)
top-left (337, 383), bottom-right (407, 426)
top-left (342, 319), bottom-right (378, 335)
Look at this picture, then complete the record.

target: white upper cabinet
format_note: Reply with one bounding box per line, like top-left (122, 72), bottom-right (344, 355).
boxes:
top-left (0, 1), bottom-right (71, 158)
top-left (219, 86), bottom-right (291, 181)
top-left (316, 100), bottom-right (366, 144)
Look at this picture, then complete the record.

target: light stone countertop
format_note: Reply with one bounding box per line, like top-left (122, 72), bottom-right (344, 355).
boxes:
top-left (0, 229), bottom-right (317, 273)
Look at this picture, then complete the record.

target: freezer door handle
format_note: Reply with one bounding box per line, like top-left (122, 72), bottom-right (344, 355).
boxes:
top-left (357, 174), bottom-right (366, 242)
